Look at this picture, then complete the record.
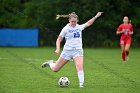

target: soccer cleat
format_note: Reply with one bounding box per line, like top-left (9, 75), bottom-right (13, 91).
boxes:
top-left (79, 83), bottom-right (84, 88)
top-left (41, 60), bottom-right (53, 68)
top-left (79, 85), bottom-right (84, 88)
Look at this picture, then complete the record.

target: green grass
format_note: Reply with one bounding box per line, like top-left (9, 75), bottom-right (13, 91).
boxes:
top-left (0, 47), bottom-right (140, 93)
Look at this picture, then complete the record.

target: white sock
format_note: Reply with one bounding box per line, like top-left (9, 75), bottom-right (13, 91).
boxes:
top-left (49, 63), bottom-right (56, 69)
top-left (77, 70), bottom-right (84, 86)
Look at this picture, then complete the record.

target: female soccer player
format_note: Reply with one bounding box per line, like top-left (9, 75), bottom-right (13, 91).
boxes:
top-left (116, 16), bottom-right (134, 62)
top-left (42, 12), bottom-right (103, 87)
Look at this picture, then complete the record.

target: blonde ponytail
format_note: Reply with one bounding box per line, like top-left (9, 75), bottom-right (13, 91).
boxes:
top-left (56, 14), bottom-right (69, 19)
top-left (56, 12), bottom-right (78, 20)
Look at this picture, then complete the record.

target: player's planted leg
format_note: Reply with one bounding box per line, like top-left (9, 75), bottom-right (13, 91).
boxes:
top-left (78, 70), bottom-right (84, 87)
top-left (74, 56), bottom-right (84, 88)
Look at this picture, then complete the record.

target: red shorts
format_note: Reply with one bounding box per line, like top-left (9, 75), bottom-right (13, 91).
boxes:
top-left (120, 36), bottom-right (131, 46)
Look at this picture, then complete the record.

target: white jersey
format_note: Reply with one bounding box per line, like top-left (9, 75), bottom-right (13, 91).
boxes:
top-left (59, 23), bottom-right (86, 50)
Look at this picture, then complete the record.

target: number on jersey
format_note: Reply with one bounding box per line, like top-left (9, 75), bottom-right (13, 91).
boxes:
top-left (73, 32), bottom-right (80, 38)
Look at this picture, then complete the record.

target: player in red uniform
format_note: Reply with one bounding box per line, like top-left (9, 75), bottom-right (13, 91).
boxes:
top-left (116, 16), bottom-right (134, 62)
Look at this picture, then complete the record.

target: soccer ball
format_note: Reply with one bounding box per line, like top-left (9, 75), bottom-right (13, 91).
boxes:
top-left (58, 76), bottom-right (70, 87)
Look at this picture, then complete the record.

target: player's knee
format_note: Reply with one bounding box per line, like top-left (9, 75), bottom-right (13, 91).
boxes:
top-left (53, 70), bottom-right (59, 72)
top-left (125, 48), bottom-right (129, 52)
top-left (52, 68), bottom-right (59, 72)
top-left (52, 69), bottom-right (59, 72)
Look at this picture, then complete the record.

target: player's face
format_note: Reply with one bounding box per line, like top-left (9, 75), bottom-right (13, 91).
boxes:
top-left (69, 18), bottom-right (78, 27)
top-left (123, 17), bottom-right (129, 24)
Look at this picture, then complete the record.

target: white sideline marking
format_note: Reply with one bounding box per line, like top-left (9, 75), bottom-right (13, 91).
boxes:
top-left (0, 57), bottom-right (48, 62)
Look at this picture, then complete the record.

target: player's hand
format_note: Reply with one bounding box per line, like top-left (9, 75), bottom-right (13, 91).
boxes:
top-left (128, 30), bottom-right (133, 35)
top-left (121, 29), bottom-right (125, 33)
top-left (95, 12), bottom-right (103, 18)
top-left (55, 49), bottom-right (60, 56)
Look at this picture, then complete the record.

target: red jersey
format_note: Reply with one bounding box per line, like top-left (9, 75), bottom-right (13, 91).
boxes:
top-left (117, 23), bottom-right (133, 38)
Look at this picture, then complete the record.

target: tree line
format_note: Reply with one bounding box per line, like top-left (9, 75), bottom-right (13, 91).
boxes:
top-left (0, 0), bottom-right (140, 47)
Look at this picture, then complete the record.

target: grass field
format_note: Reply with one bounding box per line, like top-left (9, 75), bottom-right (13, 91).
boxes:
top-left (0, 47), bottom-right (140, 93)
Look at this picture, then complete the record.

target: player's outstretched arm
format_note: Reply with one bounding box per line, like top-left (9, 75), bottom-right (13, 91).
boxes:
top-left (85, 12), bottom-right (103, 28)
top-left (55, 36), bottom-right (63, 55)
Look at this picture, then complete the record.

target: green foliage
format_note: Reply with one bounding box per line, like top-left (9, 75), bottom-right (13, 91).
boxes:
top-left (0, 0), bottom-right (140, 47)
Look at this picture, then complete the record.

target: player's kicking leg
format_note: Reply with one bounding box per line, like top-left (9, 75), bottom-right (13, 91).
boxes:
top-left (41, 57), bottom-right (68, 72)
top-left (42, 60), bottom-right (54, 68)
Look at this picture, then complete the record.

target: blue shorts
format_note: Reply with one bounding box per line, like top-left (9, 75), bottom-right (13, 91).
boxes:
top-left (60, 49), bottom-right (83, 60)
